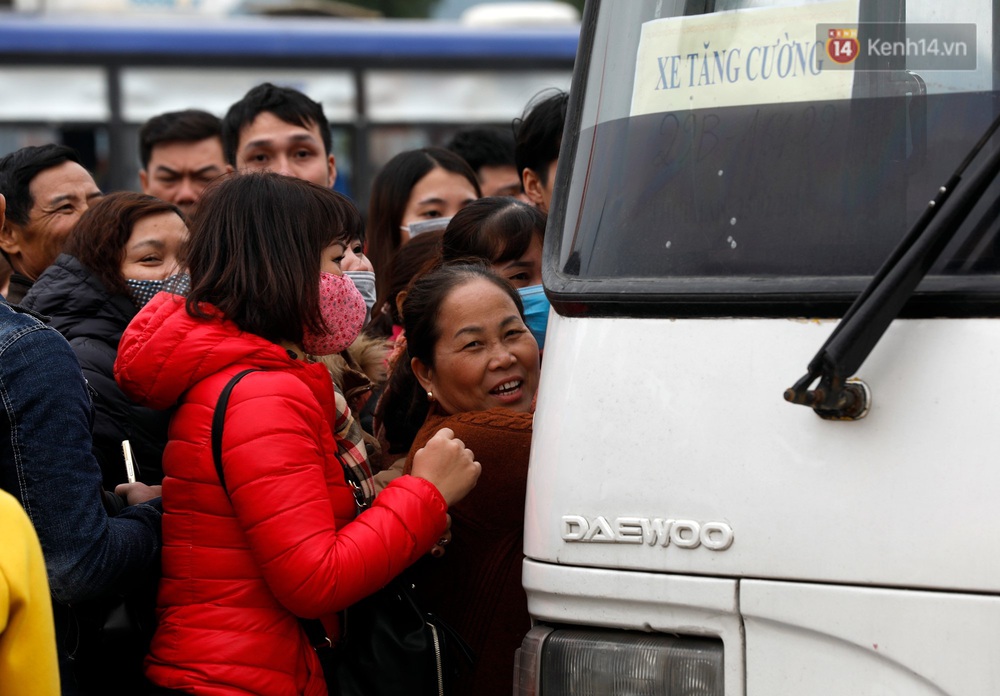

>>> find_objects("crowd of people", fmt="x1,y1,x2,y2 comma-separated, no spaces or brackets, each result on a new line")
0,80,568,696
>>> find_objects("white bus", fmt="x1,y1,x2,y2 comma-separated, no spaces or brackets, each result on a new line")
517,0,1000,694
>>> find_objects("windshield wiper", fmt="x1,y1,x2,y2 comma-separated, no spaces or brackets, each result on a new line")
784,110,1000,419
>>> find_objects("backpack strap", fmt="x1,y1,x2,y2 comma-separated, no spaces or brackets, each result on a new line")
209,367,332,648
211,369,259,495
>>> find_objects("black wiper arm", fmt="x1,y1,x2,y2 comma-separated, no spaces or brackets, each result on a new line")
785,111,1000,418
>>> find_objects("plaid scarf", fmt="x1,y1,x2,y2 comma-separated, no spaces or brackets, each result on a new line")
331,382,376,509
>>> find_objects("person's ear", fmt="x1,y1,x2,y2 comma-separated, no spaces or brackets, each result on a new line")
0,214,20,256
411,356,435,394
138,169,150,193
395,290,409,322
522,167,546,210
0,194,5,231
327,154,337,188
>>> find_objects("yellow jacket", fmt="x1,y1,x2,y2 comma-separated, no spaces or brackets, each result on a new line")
0,489,59,695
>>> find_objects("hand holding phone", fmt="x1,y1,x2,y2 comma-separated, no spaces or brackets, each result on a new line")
114,482,161,506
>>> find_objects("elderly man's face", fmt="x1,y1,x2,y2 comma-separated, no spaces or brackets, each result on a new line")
0,161,102,281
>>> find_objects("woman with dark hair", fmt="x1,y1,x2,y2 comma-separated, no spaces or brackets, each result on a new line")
114,172,480,696
21,191,187,487
367,231,446,488
442,196,544,288
365,228,444,344
366,146,480,329
443,196,551,348
378,263,540,696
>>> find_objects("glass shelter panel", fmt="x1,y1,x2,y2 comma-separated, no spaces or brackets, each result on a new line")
121,68,355,124
366,70,572,123
0,68,108,122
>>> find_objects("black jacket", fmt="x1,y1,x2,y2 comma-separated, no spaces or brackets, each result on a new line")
6,272,33,305
21,254,169,487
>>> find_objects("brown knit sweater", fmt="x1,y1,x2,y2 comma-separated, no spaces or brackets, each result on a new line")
405,407,533,696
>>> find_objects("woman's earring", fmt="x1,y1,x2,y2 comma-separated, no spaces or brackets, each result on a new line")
427,391,434,401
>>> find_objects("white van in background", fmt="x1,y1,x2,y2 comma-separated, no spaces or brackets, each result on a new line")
516,1,1000,694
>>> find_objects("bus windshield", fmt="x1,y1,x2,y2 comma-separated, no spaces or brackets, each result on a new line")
553,0,1000,315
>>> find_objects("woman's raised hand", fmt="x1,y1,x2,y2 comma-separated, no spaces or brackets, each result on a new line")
410,427,481,506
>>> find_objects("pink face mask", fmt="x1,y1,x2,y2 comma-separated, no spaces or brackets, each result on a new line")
301,272,367,356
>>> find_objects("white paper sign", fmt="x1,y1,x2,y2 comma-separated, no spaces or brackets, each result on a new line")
631,1,860,116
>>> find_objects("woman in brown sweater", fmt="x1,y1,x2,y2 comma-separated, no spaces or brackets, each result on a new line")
379,263,540,696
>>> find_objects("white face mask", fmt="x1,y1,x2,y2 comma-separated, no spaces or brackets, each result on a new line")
343,270,377,325
400,217,452,237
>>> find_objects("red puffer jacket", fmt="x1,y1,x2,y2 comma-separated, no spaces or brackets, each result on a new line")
115,294,448,696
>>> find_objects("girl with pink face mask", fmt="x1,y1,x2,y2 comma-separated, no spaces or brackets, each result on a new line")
114,172,481,696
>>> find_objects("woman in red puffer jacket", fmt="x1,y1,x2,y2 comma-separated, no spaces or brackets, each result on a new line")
114,171,480,696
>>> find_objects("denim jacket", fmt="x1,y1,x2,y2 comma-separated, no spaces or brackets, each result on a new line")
0,299,160,604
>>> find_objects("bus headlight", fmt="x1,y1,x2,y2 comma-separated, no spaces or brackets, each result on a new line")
515,626,724,696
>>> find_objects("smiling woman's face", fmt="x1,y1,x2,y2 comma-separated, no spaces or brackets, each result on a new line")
413,277,540,415
120,211,188,281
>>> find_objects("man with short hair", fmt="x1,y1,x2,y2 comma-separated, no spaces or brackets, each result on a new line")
224,84,376,301
514,89,569,214
139,109,228,218
223,82,336,188
447,127,525,199
0,144,102,303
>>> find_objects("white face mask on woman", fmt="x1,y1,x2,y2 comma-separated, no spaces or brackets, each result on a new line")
343,270,376,325
301,271,367,356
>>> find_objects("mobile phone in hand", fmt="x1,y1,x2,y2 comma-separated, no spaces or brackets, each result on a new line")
122,440,137,484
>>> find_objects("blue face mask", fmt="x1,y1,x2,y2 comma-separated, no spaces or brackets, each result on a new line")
518,284,550,350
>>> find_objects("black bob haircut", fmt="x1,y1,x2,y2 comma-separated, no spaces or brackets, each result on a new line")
185,171,360,345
